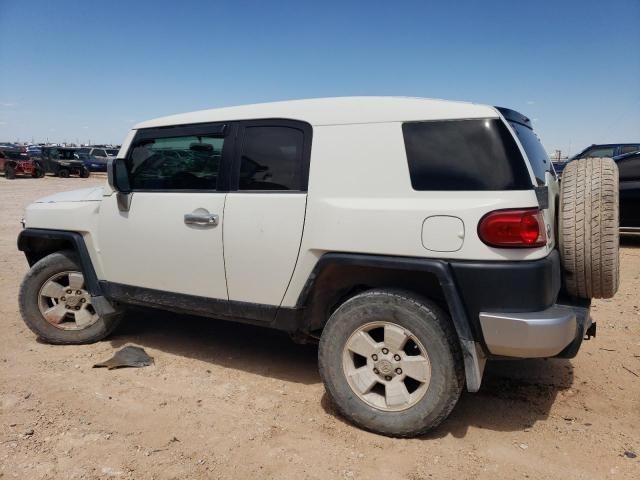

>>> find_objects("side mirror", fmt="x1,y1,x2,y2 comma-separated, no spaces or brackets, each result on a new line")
108,158,133,212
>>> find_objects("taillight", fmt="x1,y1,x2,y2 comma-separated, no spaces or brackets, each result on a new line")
478,208,547,248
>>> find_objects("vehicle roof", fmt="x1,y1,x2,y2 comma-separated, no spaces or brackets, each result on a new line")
134,96,499,130
580,143,640,150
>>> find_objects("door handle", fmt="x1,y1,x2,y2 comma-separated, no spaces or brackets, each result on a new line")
184,211,219,226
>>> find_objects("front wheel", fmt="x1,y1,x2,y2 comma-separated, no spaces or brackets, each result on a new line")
5,164,16,179
19,250,123,344
80,167,90,178
318,289,464,437
58,168,70,178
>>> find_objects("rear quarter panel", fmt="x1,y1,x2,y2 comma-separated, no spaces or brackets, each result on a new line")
282,121,549,307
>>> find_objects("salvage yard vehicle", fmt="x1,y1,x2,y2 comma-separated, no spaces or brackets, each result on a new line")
614,150,640,231
40,147,90,178
16,97,620,437
0,149,45,179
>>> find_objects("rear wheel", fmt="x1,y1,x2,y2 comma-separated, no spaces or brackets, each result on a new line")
58,168,70,178
5,164,16,179
559,157,619,299
32,166,45,178
80,167,90,178
19,250,123,344
318,289,464,437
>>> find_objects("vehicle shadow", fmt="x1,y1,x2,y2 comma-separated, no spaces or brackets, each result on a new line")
321,358,574,437
111,308,573,435
109,307,320,385
621,235,640,248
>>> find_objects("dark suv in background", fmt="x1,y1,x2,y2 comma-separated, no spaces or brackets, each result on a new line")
572,143,639,160
615,150,640,231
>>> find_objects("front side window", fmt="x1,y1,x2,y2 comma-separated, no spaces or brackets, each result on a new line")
402,119,533,191
93,149,107,157
239,126,304,191
127,134,224,190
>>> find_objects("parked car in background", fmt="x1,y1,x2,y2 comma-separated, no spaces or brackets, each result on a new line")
0,149,45,179
572,143,640,161
77,147,118,161
614,150,640,231
554,143,639,179
40,147,90,178
78,152,108,172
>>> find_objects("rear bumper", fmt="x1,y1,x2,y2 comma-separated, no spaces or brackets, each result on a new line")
479,302,591,358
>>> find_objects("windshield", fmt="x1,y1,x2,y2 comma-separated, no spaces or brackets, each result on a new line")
508,122,550,186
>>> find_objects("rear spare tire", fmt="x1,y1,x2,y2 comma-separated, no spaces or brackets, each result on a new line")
559,157,619,299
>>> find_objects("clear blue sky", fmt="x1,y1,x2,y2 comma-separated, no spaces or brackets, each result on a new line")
0,0,638,156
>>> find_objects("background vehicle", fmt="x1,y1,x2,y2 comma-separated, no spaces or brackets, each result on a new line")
0,149,44,179
16,97,619,437
40,147,90,178
614,150,640,230
571,143,639,160
78,152,108,172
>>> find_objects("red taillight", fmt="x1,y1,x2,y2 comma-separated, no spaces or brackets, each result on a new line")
478,208,547,248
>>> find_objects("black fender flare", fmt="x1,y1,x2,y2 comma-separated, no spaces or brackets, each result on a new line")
17,228,116,316
295,253,486,392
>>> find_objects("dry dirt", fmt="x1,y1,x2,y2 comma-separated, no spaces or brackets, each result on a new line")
0,175,638,480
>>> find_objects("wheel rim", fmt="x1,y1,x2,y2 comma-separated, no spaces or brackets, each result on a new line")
37,271,99,330
342,321,431,412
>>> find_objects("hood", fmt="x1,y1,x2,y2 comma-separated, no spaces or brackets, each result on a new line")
35,186,104,203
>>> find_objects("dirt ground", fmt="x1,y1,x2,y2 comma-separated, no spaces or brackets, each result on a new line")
0,175,638,480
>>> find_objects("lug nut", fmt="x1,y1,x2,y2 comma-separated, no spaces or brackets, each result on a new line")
394,354,401,361
385,375,392,381
395,368,402,375
75,306,80,311
65,305,71,309
373,368,379,374
371,354,378,361
381,348,389,355
61,296,66,301
76,290,82,295
80,298,86,303
66,289,72,294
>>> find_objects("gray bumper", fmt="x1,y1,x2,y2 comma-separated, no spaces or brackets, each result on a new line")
479,304,591,358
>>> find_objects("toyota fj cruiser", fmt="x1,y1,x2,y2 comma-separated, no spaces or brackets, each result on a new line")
17,97,620,437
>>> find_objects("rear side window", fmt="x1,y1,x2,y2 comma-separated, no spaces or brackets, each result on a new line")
620,145,640,155
508,121,550,185
402,119,532,190
239,126,304,191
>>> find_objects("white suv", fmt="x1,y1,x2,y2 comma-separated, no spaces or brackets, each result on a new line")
17,97,619,437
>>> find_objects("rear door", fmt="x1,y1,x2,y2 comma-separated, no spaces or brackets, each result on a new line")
223,120,311,311
618,153,640,228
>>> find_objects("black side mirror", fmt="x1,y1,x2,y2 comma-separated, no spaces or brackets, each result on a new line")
108,158,133,212
108,158,131,193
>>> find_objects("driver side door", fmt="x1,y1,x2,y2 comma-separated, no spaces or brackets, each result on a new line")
97,122,234,300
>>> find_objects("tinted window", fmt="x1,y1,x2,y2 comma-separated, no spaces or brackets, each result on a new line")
620,145,640,155
93,149,107,157
239,126,304,191
618,153,640,181
586,147,615,158
402,119,532,191
509,122,550,185
127,135,224,190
